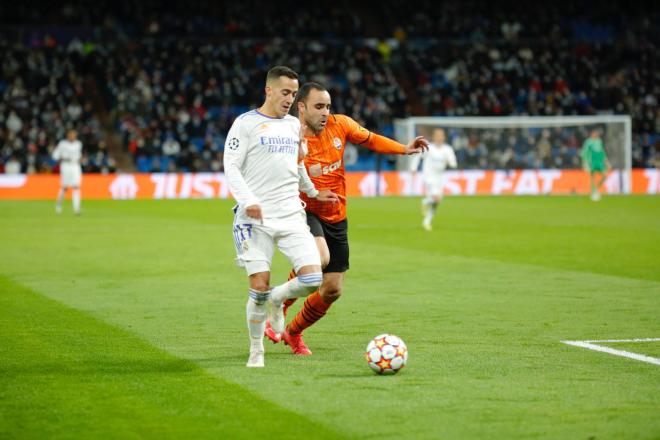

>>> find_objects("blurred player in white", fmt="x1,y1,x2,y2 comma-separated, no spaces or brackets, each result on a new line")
52,129,83,215
224,66,338,368
419,128,457,231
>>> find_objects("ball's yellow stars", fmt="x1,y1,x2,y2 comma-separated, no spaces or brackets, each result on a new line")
396,346,406,357
377,358,391,370
375,338,387,349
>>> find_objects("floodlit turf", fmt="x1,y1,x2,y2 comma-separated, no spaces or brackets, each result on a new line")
1,195,659,439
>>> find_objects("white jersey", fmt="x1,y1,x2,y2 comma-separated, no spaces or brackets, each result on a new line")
53,139,83,186
422,142,457,180
224,109,317,219
53,140,83,164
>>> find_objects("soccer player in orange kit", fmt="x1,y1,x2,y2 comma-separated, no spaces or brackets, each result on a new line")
266,82,428,354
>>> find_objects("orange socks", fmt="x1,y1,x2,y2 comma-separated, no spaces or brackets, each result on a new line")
287,291,331,335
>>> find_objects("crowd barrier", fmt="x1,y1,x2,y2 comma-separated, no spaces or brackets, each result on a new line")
0,170,658,200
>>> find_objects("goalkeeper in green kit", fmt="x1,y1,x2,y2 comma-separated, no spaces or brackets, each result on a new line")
580,129,611,201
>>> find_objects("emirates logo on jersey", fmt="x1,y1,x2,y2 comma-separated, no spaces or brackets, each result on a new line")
333,137,342,150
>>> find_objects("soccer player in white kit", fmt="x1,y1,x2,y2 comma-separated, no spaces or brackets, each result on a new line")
420,128,457,231
224,66,339,367
52,129,83,215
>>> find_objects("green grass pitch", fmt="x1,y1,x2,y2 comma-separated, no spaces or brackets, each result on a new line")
1,195,659,439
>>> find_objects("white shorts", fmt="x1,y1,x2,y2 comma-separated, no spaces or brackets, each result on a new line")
424,177,444,198
60,164,82,187
232,207,321,276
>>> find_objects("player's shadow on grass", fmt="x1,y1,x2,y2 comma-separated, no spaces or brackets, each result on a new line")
193,349,323,367
315,373,377,379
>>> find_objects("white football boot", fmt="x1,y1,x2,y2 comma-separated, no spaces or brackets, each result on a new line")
246,349,265,368
422,219,432,231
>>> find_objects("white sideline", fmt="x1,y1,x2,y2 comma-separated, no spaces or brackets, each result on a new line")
561,338,660,366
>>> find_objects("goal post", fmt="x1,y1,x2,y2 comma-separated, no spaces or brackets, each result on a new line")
394,115,632,194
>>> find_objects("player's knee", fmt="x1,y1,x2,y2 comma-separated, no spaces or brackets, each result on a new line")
249,272,270,293
250,280,270,292
298,272,323,293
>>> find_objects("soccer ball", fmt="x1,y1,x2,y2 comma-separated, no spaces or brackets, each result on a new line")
365,334,408,375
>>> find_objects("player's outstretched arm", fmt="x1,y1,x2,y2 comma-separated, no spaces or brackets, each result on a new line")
343,115,428,155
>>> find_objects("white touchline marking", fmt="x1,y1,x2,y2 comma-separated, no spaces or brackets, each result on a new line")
561,339,660,366
580,338,660,343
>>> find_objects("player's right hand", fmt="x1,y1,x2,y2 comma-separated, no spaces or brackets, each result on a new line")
315,190,340,203
245,204,263,222
404,136,429,154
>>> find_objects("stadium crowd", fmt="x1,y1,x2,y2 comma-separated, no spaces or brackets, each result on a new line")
0,39,115,174
1,1,657,173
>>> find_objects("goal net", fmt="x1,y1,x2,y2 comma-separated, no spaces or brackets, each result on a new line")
394,116,632,194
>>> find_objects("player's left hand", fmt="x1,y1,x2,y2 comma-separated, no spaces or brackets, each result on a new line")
316,189,340,203
403,136,429,154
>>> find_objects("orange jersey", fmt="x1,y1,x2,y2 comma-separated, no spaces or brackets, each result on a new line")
300,114,406,223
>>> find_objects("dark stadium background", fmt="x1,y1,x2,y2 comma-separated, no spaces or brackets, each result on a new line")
1,0,657,175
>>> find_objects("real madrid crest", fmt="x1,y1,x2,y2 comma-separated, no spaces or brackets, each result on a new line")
333,137,342,150
242,240,249,251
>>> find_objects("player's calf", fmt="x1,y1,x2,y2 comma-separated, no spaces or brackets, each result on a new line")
246,288,270,367
319,284,342,303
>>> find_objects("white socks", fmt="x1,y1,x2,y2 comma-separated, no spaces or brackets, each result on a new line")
55,188,81,214
423,198,438,224
72,189,81,214
56,188,66,213
270,272,323,305
246,289,270,352
246,276,321,362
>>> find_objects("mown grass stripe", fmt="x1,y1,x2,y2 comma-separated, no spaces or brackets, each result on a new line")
0,276,350,440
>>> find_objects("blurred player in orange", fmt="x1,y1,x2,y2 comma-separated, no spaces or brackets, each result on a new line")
266,82,428,354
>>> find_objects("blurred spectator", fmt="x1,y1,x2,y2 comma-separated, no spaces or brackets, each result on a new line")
0,0,657,172
4,155,21,174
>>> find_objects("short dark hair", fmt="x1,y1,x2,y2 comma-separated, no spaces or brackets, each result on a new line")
291,82,327,116
295,82,327,104
266,66,299,84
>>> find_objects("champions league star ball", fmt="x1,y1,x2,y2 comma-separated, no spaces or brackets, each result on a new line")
365,334,408,375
